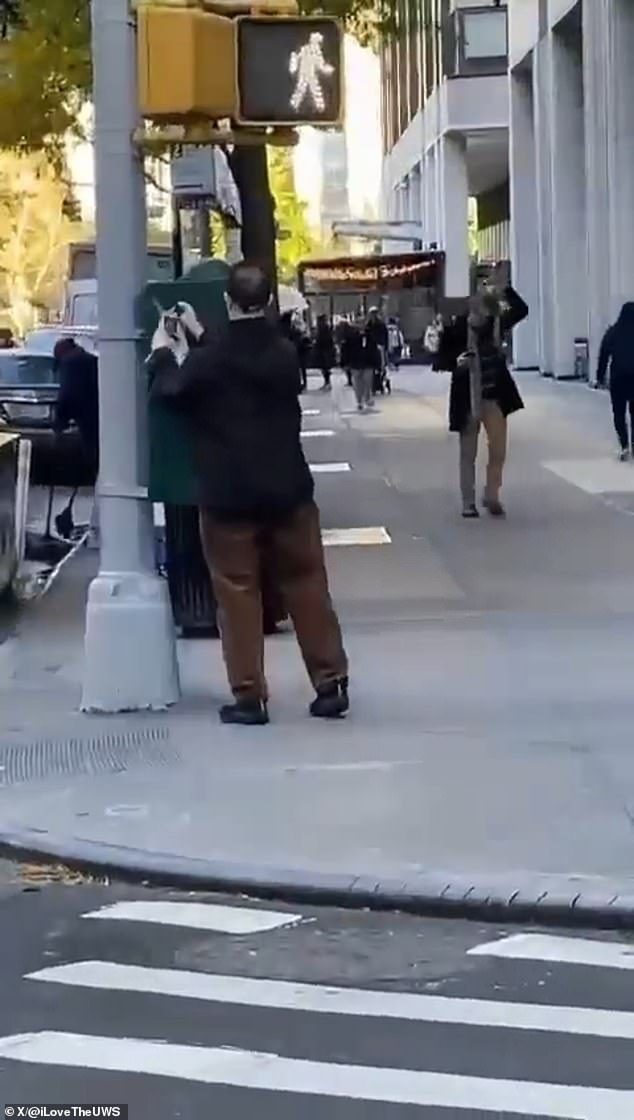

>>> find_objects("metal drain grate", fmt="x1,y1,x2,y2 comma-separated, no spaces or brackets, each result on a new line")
0,726,179,787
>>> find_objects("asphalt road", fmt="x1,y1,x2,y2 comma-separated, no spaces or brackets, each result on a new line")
0,866,633,1118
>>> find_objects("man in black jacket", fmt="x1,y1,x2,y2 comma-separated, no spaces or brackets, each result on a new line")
433,286,528,519
150,261,349,726
596,302,634,459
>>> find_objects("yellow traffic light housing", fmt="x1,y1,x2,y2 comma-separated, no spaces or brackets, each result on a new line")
137,4,237,120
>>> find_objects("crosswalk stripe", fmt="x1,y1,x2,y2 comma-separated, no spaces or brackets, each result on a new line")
81,901,302,935
309,462,351,473
0,1032,631,1117
469,933,634,971
301,429,335,438
26,961,634,1040
322,527,391,546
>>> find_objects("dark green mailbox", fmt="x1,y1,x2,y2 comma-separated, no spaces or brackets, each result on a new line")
137,258,230,506
136,258,230,635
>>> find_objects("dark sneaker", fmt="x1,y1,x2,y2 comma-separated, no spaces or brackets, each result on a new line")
310,678,350,720
462,504,480,519
484,498,506,518
220,699,269,726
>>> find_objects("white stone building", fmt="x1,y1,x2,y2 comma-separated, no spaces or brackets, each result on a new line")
380,0,510,297
509,0,634,377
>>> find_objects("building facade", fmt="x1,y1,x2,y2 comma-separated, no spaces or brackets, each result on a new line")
380,0,510,297
509,0,634,376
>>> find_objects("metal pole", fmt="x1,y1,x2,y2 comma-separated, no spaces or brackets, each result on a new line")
82,0,180,712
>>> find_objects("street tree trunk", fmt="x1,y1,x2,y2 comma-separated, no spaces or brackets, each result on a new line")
227,144,277,286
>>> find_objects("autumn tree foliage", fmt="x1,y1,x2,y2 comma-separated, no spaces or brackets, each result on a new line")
0,0,382,281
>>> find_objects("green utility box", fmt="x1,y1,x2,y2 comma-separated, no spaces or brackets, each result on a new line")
136,258,230,635
137,258,230,505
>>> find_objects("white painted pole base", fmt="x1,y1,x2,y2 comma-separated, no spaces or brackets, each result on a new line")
81,570,180,713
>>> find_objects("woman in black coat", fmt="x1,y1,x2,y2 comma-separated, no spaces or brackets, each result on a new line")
314,315,336,391
596,302,634,460
433,286,528,518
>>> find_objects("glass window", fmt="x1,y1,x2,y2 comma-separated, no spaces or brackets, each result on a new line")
71,294,99,326
462,9,507,59
0,353,57,386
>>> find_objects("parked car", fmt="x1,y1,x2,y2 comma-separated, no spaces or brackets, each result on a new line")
24,325,98,354
0,340,95,485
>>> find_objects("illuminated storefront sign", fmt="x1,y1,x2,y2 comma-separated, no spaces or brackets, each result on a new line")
298,253,443,294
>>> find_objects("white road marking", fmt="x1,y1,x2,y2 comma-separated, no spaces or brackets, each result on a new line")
0,1033,630,1117
80,901,302,935
26,961,634,1040
543,457,634,493
302,409,321,417
322,527,391,546
301,429,335,438
469,933,634,971
310,462,351,474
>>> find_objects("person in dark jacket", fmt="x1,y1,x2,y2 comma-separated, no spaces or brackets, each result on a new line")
53,338,99,475
433,285,528,518
365,307,388,392
339,319,356,386
53,338,99,541
314,314,336,390
343,319,375,412
150,261,349,727
596,302,634,460
280,310,309,391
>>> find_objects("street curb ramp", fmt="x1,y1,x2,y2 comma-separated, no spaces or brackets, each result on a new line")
1,826,634,929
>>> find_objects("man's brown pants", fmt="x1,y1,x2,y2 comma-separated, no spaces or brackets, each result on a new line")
199,502,348,702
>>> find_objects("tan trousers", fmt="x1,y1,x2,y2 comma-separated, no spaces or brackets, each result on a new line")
199,501,348,702
459,400,507,507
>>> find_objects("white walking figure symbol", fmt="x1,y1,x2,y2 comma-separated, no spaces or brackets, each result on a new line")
289,31,335,114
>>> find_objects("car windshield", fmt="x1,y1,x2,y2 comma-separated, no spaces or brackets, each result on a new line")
0,352,57,386
23,329,58,351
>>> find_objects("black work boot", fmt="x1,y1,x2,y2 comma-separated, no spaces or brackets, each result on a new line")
310,678,350,720
219,699,269,726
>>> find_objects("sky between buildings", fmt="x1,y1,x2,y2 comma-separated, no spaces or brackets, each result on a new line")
292,35,382,233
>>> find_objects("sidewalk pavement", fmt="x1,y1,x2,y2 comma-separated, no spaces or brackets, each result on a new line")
1,369,634,927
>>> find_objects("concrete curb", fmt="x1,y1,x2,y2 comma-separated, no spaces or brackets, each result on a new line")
1,825,634,929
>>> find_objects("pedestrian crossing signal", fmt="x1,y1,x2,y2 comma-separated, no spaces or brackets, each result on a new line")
235,17,343,127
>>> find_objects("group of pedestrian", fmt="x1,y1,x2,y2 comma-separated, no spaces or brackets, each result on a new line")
52,256,634,724
282,307,401,406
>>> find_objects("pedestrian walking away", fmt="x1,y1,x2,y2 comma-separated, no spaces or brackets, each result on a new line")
431,285,528,518
314,314,336,391
150,261,349,727
338,318,355,387
279,310,309,392
366,307,390,394
596,301,634,460
386,316,404,370
53,337,100,545
343,319,374,412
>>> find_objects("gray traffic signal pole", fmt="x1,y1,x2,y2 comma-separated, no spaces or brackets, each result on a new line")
81,0,180,711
